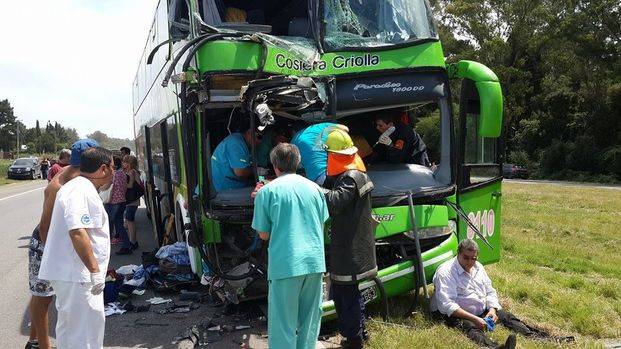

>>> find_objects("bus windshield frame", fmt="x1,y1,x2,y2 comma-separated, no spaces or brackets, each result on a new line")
320,0,438,52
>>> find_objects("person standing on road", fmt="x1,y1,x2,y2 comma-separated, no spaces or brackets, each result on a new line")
122,155,143,251
106,156,132,254
252,143,329,349
321,128,377,349
26,139,98,349
40,158,49,181
47,149,71,181
38,146,113,349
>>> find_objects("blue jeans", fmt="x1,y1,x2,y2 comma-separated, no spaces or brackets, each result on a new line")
104,203,130,248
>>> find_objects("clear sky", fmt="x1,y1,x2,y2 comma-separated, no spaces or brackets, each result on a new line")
0,0,158,139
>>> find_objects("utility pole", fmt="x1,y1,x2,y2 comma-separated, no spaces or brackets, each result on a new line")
16,120,20,159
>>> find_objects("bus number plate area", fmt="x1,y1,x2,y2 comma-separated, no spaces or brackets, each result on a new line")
361,286,378,304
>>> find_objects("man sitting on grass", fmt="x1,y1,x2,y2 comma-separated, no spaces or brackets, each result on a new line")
431,239,563,349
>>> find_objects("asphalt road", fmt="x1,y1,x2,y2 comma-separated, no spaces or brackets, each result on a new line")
0,180,47,348
0,180,259,349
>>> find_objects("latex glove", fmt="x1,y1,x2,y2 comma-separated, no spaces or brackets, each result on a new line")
378,126,396,146
378,134,393,146
90,272,106,295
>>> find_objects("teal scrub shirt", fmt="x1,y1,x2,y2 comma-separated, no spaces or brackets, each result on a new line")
291,123,335,182
251,173,328,281
210,133,251,192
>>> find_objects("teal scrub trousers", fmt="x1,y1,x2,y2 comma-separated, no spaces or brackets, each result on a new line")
268,272,323,349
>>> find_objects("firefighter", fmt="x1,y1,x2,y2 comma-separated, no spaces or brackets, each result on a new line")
374,113,430,166
322,128,377,349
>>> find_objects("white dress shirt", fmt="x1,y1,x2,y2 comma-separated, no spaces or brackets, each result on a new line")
430,257,501,316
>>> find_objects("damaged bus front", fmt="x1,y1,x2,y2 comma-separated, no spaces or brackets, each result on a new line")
133,0,504,317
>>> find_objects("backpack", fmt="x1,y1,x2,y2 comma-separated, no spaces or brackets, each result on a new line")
125,170,145,203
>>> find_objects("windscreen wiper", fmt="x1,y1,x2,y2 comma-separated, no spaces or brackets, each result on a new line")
444,200,493,249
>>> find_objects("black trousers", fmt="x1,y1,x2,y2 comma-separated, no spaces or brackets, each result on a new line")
440,310,550,348
331,283,367,342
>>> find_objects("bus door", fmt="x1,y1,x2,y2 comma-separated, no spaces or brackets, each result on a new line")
456,79,503,264
159,116,178,242
144,125,164,245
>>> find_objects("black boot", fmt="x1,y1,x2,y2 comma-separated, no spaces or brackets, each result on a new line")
501,334,517,349
341,337,363,349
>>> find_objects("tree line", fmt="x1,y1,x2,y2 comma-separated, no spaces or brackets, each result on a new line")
0,99,79,154
0,99,132,156
432,0,620,181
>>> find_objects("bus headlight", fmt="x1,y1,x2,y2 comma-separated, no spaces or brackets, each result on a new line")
405,220,456,239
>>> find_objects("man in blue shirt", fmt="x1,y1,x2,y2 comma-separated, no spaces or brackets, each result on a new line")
252,143,329,349
210,126,261,192
291,122,341,185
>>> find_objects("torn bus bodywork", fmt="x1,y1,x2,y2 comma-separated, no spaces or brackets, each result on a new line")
136,0,504,318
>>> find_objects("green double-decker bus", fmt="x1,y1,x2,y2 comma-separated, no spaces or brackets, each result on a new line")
133,0,504,316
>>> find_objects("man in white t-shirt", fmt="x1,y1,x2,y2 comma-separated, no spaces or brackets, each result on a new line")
38,146,114,349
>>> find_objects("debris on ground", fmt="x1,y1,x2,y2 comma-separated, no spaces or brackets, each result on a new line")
156,302,200,314
104,303,126,317
146,297,173,305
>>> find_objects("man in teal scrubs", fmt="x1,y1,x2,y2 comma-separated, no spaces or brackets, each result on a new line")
211,125,261,192
291,122,337,185
252,143,329,349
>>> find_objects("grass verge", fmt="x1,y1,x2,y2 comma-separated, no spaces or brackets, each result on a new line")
0,159,18,186
366,182,620,348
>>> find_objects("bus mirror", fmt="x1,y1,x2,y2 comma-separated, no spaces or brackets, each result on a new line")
475,81,503,137
449,60,503,137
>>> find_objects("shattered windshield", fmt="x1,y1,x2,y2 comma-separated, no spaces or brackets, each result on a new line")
323,0,437,50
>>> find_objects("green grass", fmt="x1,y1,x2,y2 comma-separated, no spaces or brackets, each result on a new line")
366,182,620,348
0,159,18,186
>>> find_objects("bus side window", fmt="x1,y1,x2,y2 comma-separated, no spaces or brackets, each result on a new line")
169,0,190,39
460,80,501,187
150,124,164,179
167,115,180,184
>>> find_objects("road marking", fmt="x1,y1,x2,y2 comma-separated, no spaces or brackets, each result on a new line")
0,186,45,202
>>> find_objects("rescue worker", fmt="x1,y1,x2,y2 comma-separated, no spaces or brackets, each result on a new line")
210,121,262,192
38,147,114,349
26,139,99,349
374,113,430,166
322,128,377,349
252,143,329,349
291,122,345,185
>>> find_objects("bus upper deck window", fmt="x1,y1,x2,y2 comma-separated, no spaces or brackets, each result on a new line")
169,0,190,39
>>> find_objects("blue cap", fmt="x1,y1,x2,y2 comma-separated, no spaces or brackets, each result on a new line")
70,139,99,166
